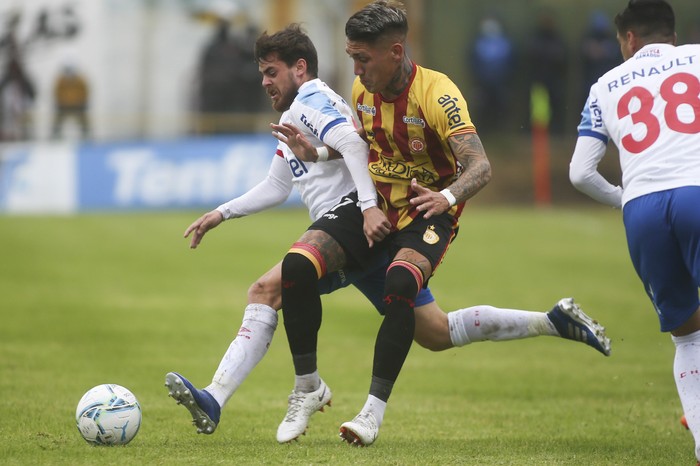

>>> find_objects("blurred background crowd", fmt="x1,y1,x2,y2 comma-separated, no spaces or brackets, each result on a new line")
0,0,698,205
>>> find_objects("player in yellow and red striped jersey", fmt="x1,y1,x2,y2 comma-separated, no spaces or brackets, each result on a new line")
352,64,475,230
277,0,493,447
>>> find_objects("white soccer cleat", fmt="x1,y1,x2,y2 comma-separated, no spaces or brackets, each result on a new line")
339,411,379,447
276,379,332,443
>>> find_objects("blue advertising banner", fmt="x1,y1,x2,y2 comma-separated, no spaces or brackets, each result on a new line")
0,135,302,214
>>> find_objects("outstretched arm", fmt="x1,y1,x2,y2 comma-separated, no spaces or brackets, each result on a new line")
184,210,223,249
184,155,293,249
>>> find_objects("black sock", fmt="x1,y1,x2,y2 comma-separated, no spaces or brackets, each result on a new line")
291,352,317,378
281,252,322,375
370,265,418,401
369,375,394,402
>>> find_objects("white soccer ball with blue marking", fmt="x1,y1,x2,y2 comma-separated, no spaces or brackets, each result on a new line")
76,384,142,445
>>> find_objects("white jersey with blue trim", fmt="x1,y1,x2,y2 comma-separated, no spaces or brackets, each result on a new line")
277,78,365,220
216,78,375,222
576,43,700,206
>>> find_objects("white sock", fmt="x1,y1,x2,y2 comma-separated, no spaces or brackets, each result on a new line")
204,304,278,407
361,394,387,427
448,305,557,347
672,330,700,461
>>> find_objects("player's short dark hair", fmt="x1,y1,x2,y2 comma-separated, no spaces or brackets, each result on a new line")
614,0,675,42
254,23,318,77
345,0,408,44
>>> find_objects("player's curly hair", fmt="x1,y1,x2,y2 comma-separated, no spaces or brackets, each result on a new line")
254,23,318,77
345,0,408,44
614,0,674,42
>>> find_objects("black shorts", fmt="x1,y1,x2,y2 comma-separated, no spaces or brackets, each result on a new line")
309,191,458,277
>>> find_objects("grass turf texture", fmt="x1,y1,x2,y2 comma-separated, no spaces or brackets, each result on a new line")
0,207,693,465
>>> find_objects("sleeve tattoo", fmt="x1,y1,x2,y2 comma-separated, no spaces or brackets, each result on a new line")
447,132,492,203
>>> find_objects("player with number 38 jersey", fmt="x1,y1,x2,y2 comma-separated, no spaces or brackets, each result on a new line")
573,42,700,208
570,1,700,462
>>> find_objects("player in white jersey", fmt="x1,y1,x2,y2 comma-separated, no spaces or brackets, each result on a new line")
271,78,377,221
164,24,610,444
216,80,366,224
569,1,700,462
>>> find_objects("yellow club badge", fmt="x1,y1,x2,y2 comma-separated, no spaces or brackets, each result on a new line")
423,225,439,245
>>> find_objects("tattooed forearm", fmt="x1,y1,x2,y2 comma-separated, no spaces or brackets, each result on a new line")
447,132,492,203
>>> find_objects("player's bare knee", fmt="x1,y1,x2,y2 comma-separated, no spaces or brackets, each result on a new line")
414,331,452,351
414,304,452,351
672,305,700,337
247,277,281,310
413,332,439,351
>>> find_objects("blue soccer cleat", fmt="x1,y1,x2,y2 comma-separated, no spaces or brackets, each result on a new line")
547,298,611,356
165,372,221,434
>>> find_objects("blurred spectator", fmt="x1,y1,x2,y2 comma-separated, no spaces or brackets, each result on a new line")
0,56,35,141
199,18,239,114
0,10,20,51
26,8,59,43
467,15,515,134
24,5,81,48
526,10,568,135
579,10,621,107
197,16,263,134
0,14,35,141
52,64,90,139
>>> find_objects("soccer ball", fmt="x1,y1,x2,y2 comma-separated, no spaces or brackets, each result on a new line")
75,384,142,446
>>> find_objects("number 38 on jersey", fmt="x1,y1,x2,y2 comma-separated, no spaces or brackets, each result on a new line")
617,72,700,153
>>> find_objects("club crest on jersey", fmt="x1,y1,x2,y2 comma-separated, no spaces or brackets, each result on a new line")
423,225,439,245
409,137,426,153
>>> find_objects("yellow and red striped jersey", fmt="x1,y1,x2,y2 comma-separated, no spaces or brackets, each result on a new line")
352,63,475,230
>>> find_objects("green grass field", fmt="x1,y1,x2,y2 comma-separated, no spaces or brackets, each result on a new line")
0,207,693,465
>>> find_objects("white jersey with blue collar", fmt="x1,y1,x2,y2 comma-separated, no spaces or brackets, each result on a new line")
575,43,700,206
217,78,375,222
276,78,364,221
